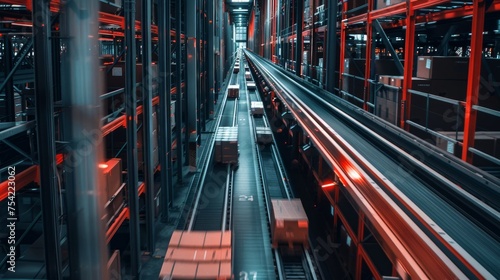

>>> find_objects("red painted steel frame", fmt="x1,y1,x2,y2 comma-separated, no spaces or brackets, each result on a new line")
106,207,130,243
0,165,38,200
401,2,415,129
462,0,486,163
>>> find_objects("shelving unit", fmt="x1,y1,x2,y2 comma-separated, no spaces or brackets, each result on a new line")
0,0,221,278
248,1,500,278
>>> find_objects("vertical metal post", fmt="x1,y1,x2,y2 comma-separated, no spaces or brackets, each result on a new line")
186,0,198,141
158,0,172,221
207,0,215,118
166,1,173,205
141,0,155,252
176,0,184,183
401,1,416,129
339,0,347,87
33,1,62,279
3,35,15,122
265,0,271,59
124,0,141,277
326,0,338,93
462,0,486,163
363,1,373,111
60,0,108,278
294,0,303,76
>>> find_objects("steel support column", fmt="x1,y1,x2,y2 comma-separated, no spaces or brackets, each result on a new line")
294,0,303,77
185,0,199,159
462,0,486,163
141,0,155,252
265,0,271,59
176,0,184,183
207,0,215,118
33,0,61,278
124,0,141,277
339,0,347,87
401,2,416,129
60,0,108,278
363,1,374,111
326,0,338,93
158,0,172,220
3,36,15,122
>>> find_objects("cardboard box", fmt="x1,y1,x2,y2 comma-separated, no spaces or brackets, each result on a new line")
378,75,391,85
271,199,309,249
245,71,252,81
214,126,238,164
227,84,239,99
250,101,264,116
100,158,123,200
246,81,256,90
377,0,404,9
435,131,497,167
255,126,273,145
416,56,469,80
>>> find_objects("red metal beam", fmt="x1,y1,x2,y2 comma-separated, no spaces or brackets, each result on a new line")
347,14,367,26
336,207,359,246
0,165,38,201
401,2,416,129
102,115,126,137
462,0,486,164
106,207,130,243
137,182,146,197
370,2,406,21
359,245,383,280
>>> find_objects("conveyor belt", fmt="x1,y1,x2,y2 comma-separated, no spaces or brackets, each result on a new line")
260,147,286,199
247,52,500,278
220,99,236,127
191,164,228,231
232,66,276,279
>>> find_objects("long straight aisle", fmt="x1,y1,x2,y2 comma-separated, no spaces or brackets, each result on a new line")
231,58,276,279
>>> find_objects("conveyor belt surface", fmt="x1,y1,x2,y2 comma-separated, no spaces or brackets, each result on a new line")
220,100,236,127
261,147,286,199
232,70,276,279
248,53,500,277
191,164,228,231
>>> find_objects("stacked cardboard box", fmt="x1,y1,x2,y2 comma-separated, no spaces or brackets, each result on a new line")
255,126,273,145
99,158,124,224
160,231,232,280
138,110,160,170
227,84,239,99
376,0,404,9
245,70,252,81
214,126,238,164
343,59,404,102
246,80,256,90
250,101,264,116
435,131,500,167
271,199,309,249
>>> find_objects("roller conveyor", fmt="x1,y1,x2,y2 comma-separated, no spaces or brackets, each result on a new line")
231,64,276,279
246,51,500,278
191,164,228,231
